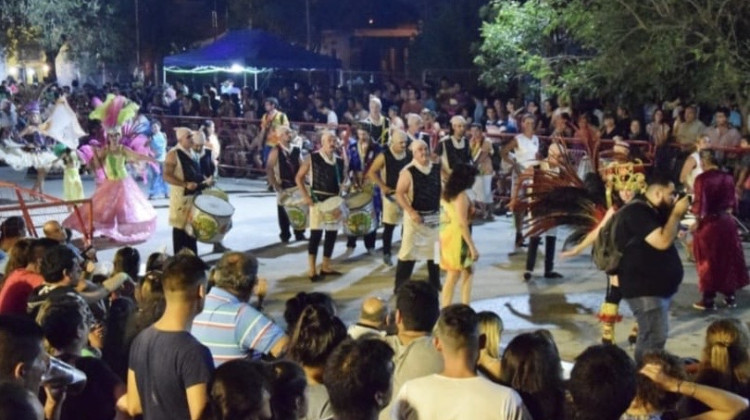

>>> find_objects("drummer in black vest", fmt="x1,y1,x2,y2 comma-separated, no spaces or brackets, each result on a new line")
433,115,471,180
296,131,348,282
163,127,212,254
367,129,412,266
394,138,442,292
192,129,228,254
345,123,382,255
267,125,306,243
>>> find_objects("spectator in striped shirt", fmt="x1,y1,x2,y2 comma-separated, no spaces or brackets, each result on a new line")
192,252,288,365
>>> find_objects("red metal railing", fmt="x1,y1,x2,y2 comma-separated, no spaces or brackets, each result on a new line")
0,182,94,245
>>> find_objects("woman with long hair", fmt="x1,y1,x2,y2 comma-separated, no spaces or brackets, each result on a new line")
499,330,565,420
626,350,748,420
439,163,479,307
476,311,504,382
287,304,347,420
682,317,750,417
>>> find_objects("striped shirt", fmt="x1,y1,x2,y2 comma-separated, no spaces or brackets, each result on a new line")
191,287,285,366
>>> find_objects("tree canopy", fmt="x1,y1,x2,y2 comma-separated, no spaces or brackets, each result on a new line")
1,0,129,76
476,0,750,109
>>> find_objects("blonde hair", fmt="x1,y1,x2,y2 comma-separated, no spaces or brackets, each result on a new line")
478,311,504,359
702,318,750,388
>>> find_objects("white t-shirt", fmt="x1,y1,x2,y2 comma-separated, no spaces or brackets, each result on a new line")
393,374,531,420
513,134,539,169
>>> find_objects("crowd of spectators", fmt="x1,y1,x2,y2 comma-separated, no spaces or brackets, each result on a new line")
0,213,749,420
4,75,750,194
3,76,750,419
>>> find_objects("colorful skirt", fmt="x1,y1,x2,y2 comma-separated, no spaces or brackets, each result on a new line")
63,176,157,244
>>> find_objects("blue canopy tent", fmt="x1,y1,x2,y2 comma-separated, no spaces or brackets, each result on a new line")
163,29,341,88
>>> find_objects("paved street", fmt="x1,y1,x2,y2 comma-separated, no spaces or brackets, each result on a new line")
2,167,749,362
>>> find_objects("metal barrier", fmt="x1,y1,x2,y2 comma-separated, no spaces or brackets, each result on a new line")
0,182,94,245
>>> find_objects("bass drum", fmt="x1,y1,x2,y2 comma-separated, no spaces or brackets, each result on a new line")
345,192,376,236
279,187,309,230
186,194,235,243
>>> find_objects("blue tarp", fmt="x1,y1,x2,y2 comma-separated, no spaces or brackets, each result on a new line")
163,29,341,70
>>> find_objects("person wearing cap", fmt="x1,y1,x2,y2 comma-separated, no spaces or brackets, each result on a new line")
434,115,471,181
405,113,431,148
267,125,307,244
163,127,205,254
257,97,289,168
394,139,442,293
363,96,390,146
296,131,348,281
367,129,413,266
345,123,382,255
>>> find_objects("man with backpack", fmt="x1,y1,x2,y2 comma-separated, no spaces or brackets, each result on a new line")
614,173,690,363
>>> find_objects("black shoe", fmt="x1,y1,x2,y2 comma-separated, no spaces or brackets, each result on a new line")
523,271,532,281
280,236,291,244
309,274,322,282
544,271,563,279
295,234,307,241
383,254,393,266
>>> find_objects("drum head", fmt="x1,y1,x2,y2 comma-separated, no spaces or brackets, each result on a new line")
319,196,344,212
346,192,372,210
202,188,229,202
195,195,235,217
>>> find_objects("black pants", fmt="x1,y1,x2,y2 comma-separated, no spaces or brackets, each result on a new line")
382,223,396,256
346,230,377,250
309,230,337,258
394,259,440,293
525,235,557,273
605,278,622,304
173,228,197,255
278,205,305,240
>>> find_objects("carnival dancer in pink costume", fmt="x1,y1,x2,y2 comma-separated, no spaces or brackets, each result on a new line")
63,95,157,244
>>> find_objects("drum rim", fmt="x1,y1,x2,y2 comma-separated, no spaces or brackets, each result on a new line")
194,195,235,216
346,192,373,210
318,196,344,211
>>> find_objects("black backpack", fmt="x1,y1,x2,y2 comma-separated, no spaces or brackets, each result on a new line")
592,200,646,274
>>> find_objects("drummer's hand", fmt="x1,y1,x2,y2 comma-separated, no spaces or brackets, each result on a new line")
203,176,214,187
409,210,422,224
304,196,314,206
382,186,394,195
185,182,198,191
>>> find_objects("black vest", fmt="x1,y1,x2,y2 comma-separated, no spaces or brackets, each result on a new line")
409,163,440,212
277,145,301,189
198,149,215,178
442,137,470,170
311,152,344,199
175,149,203,196
384,148,412,190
